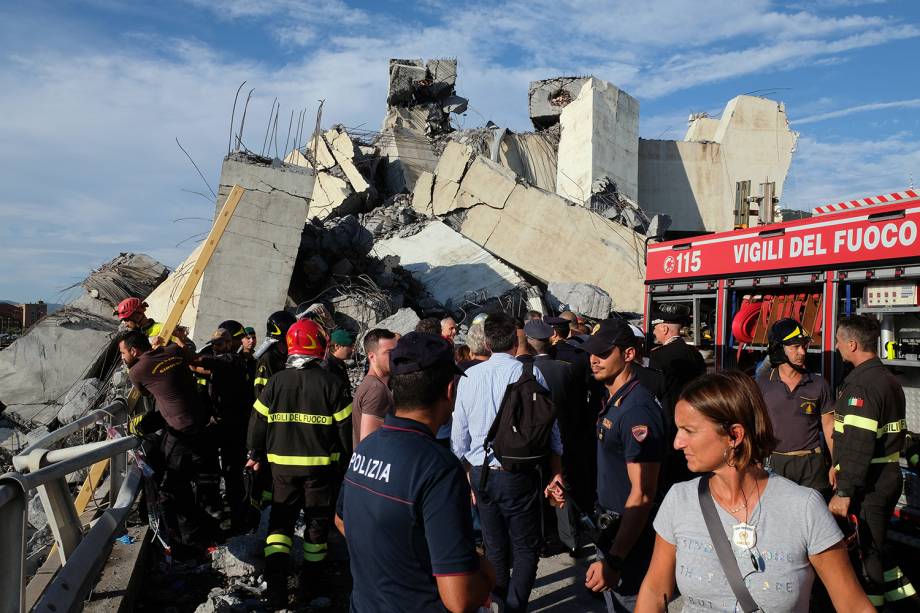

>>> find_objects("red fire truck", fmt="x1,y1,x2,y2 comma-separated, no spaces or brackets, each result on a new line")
645,189,920,544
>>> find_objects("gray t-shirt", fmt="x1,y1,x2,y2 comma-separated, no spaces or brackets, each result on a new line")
653,474,842,612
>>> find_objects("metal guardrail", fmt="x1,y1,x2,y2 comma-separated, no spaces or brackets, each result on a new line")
0,398,143,613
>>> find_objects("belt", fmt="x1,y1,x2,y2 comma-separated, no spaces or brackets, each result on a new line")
773,446,822,457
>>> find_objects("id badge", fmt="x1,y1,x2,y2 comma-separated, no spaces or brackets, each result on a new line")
732,522,756,548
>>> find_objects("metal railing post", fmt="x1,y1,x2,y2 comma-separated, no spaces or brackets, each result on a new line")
36,477,83,564
0,476,29,613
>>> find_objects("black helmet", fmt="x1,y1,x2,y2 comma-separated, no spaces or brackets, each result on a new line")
218,320,246,338
768,318,811,372
266,310,296,339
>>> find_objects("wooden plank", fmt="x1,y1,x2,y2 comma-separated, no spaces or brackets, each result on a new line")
158,184,246,340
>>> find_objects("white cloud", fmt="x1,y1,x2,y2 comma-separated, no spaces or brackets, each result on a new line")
793,99,920,125
783,133,920,211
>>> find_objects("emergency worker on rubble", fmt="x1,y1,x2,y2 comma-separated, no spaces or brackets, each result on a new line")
829,315,919,609
115,297,163,339
119,329,219,553
247,310,297,514
757,318,834,494
191,326,255,532
325,328,356,394
246,318,353,609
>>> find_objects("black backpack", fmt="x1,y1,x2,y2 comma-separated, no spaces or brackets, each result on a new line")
480,361,558,487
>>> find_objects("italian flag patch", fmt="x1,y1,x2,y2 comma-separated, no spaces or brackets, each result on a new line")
848,397,864,408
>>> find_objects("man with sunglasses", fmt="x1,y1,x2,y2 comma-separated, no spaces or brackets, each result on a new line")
757,318,834,496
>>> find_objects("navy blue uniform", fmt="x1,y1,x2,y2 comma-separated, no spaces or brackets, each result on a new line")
339,414,480,612
595,376,666,596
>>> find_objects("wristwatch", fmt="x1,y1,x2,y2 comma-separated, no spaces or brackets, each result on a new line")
605,554,625,571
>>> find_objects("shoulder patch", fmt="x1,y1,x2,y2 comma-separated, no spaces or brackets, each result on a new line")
631,424,649,442
847,397,864,408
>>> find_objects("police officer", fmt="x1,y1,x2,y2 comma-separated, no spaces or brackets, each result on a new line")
336,332,495,612
572,318,667,609
829,314,918,610
649,303,705,486
757,318,834,494
246,318,353,609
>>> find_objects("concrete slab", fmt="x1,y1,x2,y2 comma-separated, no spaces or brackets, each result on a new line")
431,178,461,216
499,132,557,192
459,183,646,313
411,171,435,216
374,307,420,336
545,282,612,319
144,242,204,338
192,154,314,347
434,141,474,184
557,77,640,204
324,128,370,192
378,126,439,194
426,58,457,97
373,221,523,309
311,172,356,220
458,156,518,210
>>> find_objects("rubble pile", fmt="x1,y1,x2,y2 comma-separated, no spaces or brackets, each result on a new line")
0,253,167,451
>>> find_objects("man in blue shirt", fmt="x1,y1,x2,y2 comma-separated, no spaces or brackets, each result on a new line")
336,332,494,612
573,318,666,612
452,313,564,613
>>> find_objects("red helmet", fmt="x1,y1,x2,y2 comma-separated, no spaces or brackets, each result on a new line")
115,298,147,320
286,319,326,358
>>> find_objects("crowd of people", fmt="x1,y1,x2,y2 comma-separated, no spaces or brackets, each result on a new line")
112,295,918,612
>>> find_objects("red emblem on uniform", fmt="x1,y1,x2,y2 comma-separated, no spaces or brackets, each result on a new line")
632,425,648,442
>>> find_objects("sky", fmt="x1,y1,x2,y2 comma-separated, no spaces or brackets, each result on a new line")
1,0,918,303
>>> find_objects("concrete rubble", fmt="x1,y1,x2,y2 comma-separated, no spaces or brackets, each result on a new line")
0,253,166,439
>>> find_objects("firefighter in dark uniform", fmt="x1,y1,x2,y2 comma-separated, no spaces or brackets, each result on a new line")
254,310,297,396
758,318,835,495
649,303,706,486
829,314,918,610
246,318,353,609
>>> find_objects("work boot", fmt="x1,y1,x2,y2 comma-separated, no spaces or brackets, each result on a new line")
264,556,290,611
297,562,328,606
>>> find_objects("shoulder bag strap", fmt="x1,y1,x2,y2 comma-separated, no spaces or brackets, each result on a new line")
697,475,761,613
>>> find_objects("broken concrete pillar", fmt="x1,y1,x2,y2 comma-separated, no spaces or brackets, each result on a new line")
556,78,639,205
378,126,438,194
528,77,590,130
191,153,314,347
457,181,646,313
373,221,523,310
638,95,797,233
388,59,427,106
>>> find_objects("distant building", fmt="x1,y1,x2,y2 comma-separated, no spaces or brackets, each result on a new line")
0,302,21,331
21,301,47,329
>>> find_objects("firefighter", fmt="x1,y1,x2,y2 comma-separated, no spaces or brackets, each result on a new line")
246,310,297,518
758,318,834,495
829,314,918,610
246,318,353,609
114,297,163,338
254,310,297,396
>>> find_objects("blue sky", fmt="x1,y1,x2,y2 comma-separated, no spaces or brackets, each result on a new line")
1,0,918,303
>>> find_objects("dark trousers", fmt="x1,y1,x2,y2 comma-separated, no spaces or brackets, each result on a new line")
158,428,220,546
769,449,829,497
216,419,248,530
850,466,918,610
265,469,338,582
471,467,541,613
